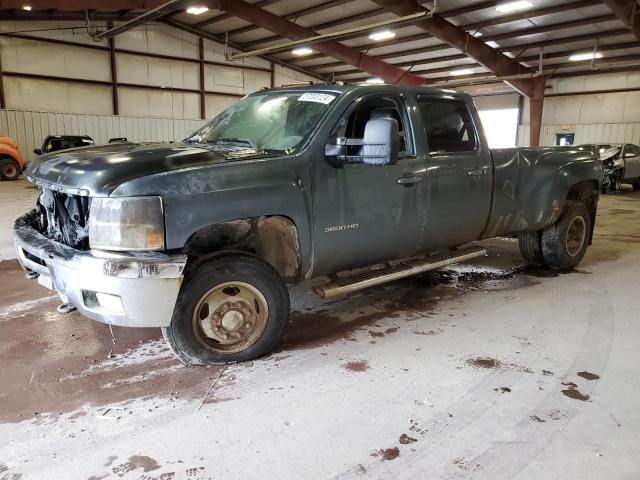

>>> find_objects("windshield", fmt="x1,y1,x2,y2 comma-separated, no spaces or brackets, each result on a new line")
186,91,339,154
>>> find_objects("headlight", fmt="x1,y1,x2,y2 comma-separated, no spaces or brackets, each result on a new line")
88,196,165,251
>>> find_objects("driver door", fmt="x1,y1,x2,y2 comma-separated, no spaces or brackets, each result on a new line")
623,144,640,179
309,93,428,276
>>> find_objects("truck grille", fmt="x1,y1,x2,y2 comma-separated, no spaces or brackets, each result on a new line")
37,188,91,250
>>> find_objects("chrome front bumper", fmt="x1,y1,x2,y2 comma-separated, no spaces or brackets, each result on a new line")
13,212,187,328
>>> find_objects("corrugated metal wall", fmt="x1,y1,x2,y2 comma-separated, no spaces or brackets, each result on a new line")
0,109,207,160
517,123,640,147
514,71,640,147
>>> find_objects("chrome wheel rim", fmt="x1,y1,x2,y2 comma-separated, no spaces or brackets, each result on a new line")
192,281,269,354
565,216,586,257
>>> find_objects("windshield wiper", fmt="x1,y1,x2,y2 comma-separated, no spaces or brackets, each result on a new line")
208,138,257,148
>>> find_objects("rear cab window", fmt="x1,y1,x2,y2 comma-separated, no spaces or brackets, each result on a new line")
416,95,478,155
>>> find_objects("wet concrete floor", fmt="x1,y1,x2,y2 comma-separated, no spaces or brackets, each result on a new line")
1,181,640,479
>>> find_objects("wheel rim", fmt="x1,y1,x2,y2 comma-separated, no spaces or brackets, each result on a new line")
192,281,269,354
565,216,587,257
3,163,17,178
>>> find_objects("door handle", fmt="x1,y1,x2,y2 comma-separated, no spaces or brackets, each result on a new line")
397,174,425,186
468,166,489,177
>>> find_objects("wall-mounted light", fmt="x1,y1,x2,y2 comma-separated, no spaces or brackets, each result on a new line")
22,5,32,10
368,30,396,41
292,47,313,56
569,52,603,61
496,1,532,13
186,6,209,15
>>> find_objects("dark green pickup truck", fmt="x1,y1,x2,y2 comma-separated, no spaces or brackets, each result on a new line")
14,84,601,365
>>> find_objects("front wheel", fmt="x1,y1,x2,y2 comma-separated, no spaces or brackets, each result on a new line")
0,158,20,181
608,175,620,193
541,203,591,271
633,180,640,191
163,253,290,365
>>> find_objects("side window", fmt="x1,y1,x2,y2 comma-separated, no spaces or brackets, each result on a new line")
417,96,478,154
626,145,640,156
48,140,62,152
334,94,413,157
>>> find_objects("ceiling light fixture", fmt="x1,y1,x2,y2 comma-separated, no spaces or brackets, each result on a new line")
368,30,396,41
366,78,385,84
472,31,483,38
496,1,533,13
569,52,603,61
186,6,209,15
22,5,32,10
292,47,313,56
450,69,474,76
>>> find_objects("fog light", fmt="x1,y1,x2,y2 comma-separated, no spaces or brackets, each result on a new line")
96,292,125,314
84,290,125,315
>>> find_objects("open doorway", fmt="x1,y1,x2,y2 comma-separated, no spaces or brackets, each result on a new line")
477,108,519,148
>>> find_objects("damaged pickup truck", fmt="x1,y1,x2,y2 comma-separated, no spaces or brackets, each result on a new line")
14,84,601,365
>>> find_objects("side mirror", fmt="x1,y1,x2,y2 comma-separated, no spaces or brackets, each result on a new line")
361,118,399,165
33,148,42,155
324,118,399,166
324,138,346,158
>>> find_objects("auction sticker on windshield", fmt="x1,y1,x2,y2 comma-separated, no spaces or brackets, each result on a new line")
298,93,336,104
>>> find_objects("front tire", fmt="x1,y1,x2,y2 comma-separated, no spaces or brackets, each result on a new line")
0,158,20,181
633,180,640,191
541,203,591,271
163,253,290,365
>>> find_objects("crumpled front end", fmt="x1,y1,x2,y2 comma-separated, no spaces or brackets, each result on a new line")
13,209,187,328
35,187,91,250
600,148,624,191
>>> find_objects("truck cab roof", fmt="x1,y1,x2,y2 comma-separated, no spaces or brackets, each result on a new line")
263,82,469,100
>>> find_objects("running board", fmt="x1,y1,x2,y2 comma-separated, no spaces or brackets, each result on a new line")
315,245,487,299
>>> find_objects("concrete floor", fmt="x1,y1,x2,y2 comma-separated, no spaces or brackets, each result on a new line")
1,179,639,480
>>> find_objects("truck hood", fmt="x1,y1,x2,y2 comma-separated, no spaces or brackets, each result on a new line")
26,142,269,196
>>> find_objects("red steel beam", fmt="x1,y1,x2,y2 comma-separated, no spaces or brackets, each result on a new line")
163,17,326,81
243,1,502,50
204,0,430,85
603,0,640,41
369,0,539,97
335,40,640,81
359,26,630,65
192,0,282,29
0,0,167,9
529,77,545,147
227,0,355,38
